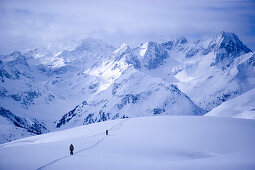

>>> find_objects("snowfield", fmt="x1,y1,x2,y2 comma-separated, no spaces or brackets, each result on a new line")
0,116,255,170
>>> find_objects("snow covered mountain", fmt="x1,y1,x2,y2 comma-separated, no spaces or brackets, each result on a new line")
0,32,254,143
0,51,56,108
169,32,254,111
132,31,254,111
56,66,205,129
55,41,207,129
0,38,116,142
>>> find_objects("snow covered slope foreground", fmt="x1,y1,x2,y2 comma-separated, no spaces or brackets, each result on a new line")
0,116,255,170
206,88,255,119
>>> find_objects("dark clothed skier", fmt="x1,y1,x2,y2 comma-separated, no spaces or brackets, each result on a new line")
106,130,108,135
70,144,74,155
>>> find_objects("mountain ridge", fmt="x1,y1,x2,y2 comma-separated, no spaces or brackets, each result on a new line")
0,32,254,143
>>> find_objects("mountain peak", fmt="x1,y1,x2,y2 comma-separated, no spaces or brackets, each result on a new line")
9,51,22,56
0,51,26,63
212,31,240,45
204,32,252,67
136,41,169,69
162,37,188,50
211,31,251,52
206,31,251,56
174,37,188,44
219,31,235,38
119,43,129,50
138,41,158,53
139,41,164,57
112,43,130,60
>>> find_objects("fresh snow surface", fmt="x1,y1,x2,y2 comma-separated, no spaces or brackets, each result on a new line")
0,116,255,170
205,88,255,119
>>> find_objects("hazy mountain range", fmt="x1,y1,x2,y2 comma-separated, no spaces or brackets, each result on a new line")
0,31,254,143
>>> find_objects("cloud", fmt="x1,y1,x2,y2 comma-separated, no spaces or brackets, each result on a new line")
0,0,254,54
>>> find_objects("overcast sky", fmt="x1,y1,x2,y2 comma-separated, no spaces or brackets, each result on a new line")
0,0,254,54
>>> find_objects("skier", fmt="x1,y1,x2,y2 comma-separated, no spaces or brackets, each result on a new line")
70,144,74,155
106,130,108,135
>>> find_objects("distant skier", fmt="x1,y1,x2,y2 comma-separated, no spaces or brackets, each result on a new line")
70,144,74,155
106,130,108,135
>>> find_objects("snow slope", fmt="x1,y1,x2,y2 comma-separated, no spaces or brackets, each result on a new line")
206,88,255,119
0,116,255,170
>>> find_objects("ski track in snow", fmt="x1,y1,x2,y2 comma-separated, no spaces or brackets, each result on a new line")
36,119,127,170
